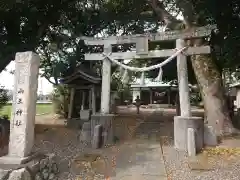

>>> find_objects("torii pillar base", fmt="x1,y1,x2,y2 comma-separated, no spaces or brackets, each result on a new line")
174,116,204,152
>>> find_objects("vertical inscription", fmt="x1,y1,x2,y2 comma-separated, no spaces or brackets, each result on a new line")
8,51,40,158
13,63,28,128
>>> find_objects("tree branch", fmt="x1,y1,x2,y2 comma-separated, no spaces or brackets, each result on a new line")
43,75,58,85
175,0,196,28
148,0,180,25
148,0,197,29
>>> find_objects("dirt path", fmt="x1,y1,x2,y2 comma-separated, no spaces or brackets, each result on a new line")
33,109,240,180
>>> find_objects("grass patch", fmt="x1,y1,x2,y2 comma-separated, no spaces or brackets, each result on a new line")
0,103,53,118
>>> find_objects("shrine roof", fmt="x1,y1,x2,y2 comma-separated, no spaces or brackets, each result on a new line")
60,65,101,85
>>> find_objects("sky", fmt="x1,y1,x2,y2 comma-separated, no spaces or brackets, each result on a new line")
0,61,53,95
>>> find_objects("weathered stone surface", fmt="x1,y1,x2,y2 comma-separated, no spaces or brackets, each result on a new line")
92,125,103,149
204,125,217,146
0,154,58,180
91,114,115,146
80,110,92,121
51,163,59,174
80,122,92,147
39,158,48,170
0,169,11,180
174,116,203,152
41,168,49,179
48,173,55,180
187,128,196,157
35,172,42,180
8,168,31,180
8,52,40,159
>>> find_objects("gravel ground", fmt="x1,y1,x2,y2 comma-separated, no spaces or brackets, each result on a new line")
162,143,240,180
137,110,240,180
32,110,240,180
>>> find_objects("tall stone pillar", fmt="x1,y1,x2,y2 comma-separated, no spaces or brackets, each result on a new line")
0,52,40,164
174,39,203,153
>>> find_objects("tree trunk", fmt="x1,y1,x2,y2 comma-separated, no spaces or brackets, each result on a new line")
149,0,235,135
191,53,235,135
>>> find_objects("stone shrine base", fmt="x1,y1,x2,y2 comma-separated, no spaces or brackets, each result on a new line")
174,116,204,152
0,153,58,180
91,113,116,147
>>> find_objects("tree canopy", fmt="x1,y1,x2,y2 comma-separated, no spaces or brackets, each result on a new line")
0,0,240,83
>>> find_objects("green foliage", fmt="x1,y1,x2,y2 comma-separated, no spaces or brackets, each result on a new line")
0,87,8,111
52,85,69,116
192,0,240,71
190,92,202,105
1,0,240,87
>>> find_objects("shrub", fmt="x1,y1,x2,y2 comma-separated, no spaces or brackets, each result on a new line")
0,87,8,110
52,85,69,117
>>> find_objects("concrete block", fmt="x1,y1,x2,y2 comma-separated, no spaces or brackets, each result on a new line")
174,116,203,152
188,128,196,157
80,110,92,121
91,114,116,146
204,125,217,146
92,125,103,149
79,122,91,147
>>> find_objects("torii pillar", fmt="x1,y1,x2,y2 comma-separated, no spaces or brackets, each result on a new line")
174,39,204,153
91,42,115,147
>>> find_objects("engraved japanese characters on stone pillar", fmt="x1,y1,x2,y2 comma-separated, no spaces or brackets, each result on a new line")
8,52,40,158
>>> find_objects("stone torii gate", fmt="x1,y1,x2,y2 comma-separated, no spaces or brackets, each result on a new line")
82,25,216,151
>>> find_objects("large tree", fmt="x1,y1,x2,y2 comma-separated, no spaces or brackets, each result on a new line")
147,0,239,135
1,0,240,135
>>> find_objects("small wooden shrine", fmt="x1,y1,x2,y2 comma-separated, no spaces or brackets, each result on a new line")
60,65,101,120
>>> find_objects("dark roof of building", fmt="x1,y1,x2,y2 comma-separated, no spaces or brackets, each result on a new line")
60,65,101,85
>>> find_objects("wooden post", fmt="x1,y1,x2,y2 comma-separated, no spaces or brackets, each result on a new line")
91,86,96,113
150,89,153,104
68,88,75,119
89,88,92,109
167,88,171,107
176,39,191,117
81,91,86,110
100,43,112,114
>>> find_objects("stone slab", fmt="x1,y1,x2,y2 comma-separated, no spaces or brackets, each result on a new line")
80,110,92,121
79,122,91,147
0,152,39,165
204,125,217,146
0,153,58,180
91,114,116,146
188,128,196,157
8,168,31,180
110,140,167,180
174,116,204,152
92,125,103,149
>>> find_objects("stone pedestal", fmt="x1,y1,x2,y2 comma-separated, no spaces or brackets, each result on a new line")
79,122,92,147
92,125,103,149
80,110,92,121
187,128,196,157
174,116,204,152
204,125,218,146
91,114,116,147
